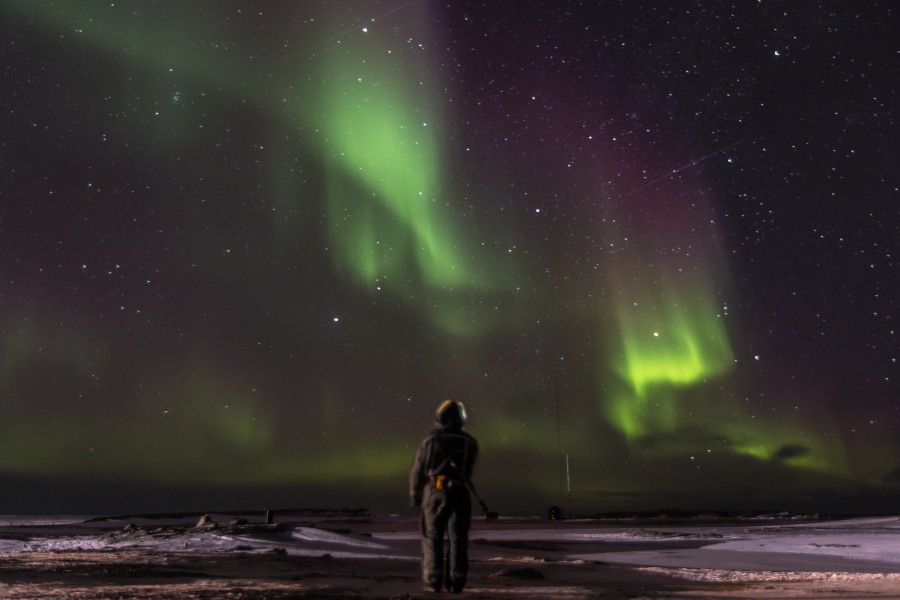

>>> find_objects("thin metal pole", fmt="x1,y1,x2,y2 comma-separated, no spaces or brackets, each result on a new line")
555,379,564,502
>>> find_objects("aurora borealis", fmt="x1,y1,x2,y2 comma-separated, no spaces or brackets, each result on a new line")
1,1,897,515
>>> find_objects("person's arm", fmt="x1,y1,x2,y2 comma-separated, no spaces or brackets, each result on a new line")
409,437,430,506
464,435,478,479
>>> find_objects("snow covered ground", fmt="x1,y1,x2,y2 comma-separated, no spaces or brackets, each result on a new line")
3,513,900,570
0,515,413,559
571,516,900,572
2,512,900,597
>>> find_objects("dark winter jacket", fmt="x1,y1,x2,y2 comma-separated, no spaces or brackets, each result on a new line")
409,426,479,507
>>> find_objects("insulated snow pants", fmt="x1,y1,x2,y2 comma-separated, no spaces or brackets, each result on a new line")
420,485,472,592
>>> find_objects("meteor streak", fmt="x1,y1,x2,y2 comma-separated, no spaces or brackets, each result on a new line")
625,139,745,196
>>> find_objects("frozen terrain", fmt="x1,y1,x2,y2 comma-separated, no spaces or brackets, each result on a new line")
2,511,900,598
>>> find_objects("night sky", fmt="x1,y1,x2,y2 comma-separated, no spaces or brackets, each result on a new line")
1,1,897,516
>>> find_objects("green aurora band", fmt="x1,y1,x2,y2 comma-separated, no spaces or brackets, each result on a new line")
312,16,519,335
320,51,455,287
605,275,734,439
595,196,856,485
3,1,886,507
0,1,516,486
4,1,511,329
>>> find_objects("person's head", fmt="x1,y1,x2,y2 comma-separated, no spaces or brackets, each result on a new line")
435,399,467,431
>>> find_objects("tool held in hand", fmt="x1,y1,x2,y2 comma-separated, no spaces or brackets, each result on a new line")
458,468,497,520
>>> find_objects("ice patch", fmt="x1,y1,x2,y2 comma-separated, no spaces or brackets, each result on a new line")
292,526,389,550
708,533,900,564
466,586,595,595
379,527,700,543
0,540,26,552
0,515,91,527
641,566,900,583
0,525,415,560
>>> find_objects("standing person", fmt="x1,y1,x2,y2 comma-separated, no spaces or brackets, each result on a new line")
409,400,479,593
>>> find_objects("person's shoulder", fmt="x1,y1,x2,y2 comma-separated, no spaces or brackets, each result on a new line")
420,428,443,443
450,429,478,446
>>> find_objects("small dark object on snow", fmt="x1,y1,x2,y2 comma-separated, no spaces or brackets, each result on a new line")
195,514,216,529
